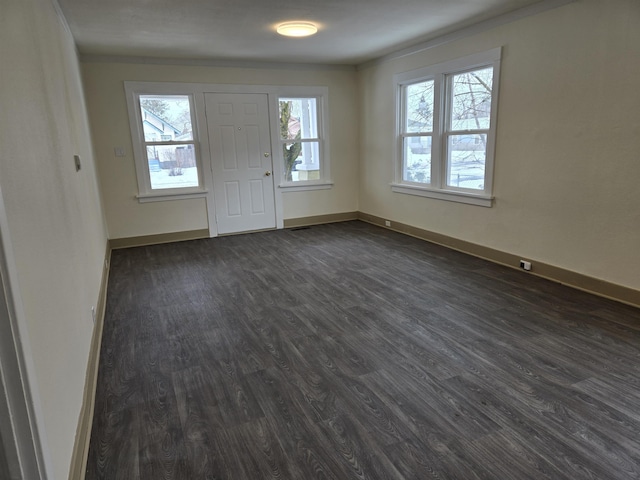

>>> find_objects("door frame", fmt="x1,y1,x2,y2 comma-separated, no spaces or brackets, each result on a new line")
125,81,330,238
194,84,289,237
0,186,51,479
203,91,278,235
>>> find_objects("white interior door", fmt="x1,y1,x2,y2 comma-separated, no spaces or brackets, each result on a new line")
205,93,276,235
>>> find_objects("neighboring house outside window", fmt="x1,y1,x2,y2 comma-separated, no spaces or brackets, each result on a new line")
393,48,502,207
125,83,332,203
125,85,204,200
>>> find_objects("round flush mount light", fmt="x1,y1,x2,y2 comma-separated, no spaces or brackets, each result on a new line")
276,22,318,37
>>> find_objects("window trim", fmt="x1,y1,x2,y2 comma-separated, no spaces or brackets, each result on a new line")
124,83,207,199
276,88,332,190
393,47,501,207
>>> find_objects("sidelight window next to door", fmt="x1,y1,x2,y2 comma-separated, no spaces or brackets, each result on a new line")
139,95,199,190
125,86,205,200
278,97,326,184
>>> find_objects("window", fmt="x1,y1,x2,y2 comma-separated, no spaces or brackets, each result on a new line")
394,48,501,207
277,91,331,189
125,84,205,201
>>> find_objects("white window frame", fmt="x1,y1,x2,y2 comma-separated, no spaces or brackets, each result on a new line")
124,82,208,202
124,82,331,216
392,47,501,207
276,87,332,192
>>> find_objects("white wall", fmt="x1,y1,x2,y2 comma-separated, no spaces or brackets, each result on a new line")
0,0,109,478
358,0,640,291
81,61,360,239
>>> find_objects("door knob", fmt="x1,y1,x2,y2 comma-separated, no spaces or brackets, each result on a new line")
265,171,272,176
264,153,270,157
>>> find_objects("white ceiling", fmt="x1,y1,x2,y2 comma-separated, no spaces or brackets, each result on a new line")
57,0,550,65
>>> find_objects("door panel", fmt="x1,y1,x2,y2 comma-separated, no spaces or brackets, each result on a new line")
205,93,276,234
249,180,265,214
220,126,238,170
224,182,241,217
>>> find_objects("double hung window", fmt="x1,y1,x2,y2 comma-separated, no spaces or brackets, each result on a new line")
125,83,205,201
279,98,320,182
394,48,501,206
277,89,331,190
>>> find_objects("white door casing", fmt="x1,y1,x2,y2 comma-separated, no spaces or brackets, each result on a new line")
0,185,50,479
205,93,276,235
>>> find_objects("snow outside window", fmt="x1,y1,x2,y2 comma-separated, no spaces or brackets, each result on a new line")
125,85,205,201
393,48,501,207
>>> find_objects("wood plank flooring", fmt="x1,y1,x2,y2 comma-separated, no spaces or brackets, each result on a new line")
86,221,640,479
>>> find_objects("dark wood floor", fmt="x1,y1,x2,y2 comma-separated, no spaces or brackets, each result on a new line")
86,221,640,479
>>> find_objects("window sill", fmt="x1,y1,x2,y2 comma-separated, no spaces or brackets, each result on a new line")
278,181,334,192
391,183,493,207
136,190,208,203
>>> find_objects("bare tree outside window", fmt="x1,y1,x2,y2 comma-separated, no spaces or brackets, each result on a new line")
141,98,169,120
403,80,434,183
394,48,500,204
280,100,302,182
279,97,320,183
138,94,199,190
447,67,493,189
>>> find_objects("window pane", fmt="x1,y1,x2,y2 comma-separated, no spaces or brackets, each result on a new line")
403,136,431,184
140,95,193,142
405,81,434,133
146,144,199,190
449,67,493,131
446,134,487,190
283,141,320,182
279,98,318,140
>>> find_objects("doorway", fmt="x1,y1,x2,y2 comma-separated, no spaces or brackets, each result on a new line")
205,92,276,235
0,192,46,480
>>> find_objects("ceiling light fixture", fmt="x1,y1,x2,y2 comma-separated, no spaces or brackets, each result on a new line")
276,22,318,37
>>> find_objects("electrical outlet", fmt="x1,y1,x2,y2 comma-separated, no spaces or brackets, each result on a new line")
519,260,532,271
385,220,391,227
